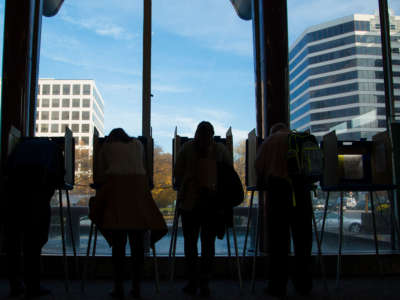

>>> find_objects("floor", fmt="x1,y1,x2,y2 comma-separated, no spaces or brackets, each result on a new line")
1,277,400,300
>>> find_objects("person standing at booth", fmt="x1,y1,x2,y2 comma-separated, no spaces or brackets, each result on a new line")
174,121,232,297
4,138,64,298
255,123,313,297
91,128,166,299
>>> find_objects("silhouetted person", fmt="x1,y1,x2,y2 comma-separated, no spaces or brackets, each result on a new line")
92,128,166,299
174,121,232,297
255,123,313,297
4,138,64,298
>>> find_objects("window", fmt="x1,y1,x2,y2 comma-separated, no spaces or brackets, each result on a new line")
51,124,59,133
42,84,50,95
38,84,40,95
63,84,71,95
83,84,91,95
62,98,70,107
61,124,69,133
41,111,49,120
37,99,40,107
52,98,60,108
52,84,60,95
73,84,81,95
72,98,80,107
83,99,90,108
81,137,89,145
62,111,70,120
71,124,79,133
72,111,80,120
82,124,90,133
41,124,49,133
82,111,90,120
51,111,59,120
42,98,50,107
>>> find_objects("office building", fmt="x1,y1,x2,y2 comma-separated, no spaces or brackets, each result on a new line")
36,79,105,150
289,12,400,140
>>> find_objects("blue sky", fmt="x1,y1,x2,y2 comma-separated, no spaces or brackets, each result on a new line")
0,0,399,152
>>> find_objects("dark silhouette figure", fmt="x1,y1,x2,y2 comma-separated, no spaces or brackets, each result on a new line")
255,123,313,297
92,128,166,299
174,121,232,297
4,138,64,298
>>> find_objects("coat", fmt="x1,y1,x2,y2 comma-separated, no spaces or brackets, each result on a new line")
89,175,167,246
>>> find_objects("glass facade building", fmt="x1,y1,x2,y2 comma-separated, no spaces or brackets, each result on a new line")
289,13,400,140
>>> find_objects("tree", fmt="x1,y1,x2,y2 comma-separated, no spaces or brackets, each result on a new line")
152,146,176,208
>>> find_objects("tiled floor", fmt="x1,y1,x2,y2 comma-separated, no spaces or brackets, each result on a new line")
1,277,400,300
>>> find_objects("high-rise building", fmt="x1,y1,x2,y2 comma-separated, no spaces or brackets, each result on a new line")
289,12,400,140
36,79,105,149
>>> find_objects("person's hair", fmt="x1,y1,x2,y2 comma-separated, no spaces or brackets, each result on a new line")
270,122,288,135
195,121,214,138
106,128,131,143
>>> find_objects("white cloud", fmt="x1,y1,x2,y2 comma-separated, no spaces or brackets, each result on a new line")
59,10,136,41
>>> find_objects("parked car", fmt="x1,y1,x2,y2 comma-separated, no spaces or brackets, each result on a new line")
315,212,362,233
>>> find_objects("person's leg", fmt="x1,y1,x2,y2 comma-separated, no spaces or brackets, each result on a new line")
265,177,291,296
128,230,145,298
181,210,201,293
199,213,217,297
291,182,313,295
111,230,128,297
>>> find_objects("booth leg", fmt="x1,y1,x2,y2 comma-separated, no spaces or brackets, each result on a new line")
169,210,179,282
250,203,261,293
243,191,255,258
231,224,243,290
59,189,69,292
336,192,344,289
370,191,383,277
320,191,330,245
152,245,160,293
81,221,94,292
65,190,78,276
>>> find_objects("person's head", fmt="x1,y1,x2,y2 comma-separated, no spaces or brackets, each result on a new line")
194,121,214,151
270,122,288,135
106,128,131,143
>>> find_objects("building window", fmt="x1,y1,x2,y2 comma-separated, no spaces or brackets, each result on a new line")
71,124,79,133
51,111,59,120
72,98,80,107
72,111,80,120
42,98,50,108
82,111,90,120
63,84,71,95
82,99,90,108
35,124,38,133
41,111,49,120
81,137,89,145
38,85,40,95
73,84,81,95
42,84,50,95
41,124,49,133
37,99,40,107
52,84,60,95
36,111,39,120
51,124,59,133
61,124,69,133
82,124,90,133
62,98,70,107
62,111,70,120
52,98,60,108
83,84,91,95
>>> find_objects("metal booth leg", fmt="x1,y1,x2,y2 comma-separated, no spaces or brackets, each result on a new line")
65,190,79,275
243,191,255,258
81,221,94,292
336,191,344,289
370,191,383,277
250,198,261,293
152,244,160,293
59,189,69,292
320,191,330,245
169,208,180,282
231,224,243,290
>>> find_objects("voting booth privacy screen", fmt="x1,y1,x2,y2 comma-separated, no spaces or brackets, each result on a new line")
172,126,234,189
321,130,393,188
